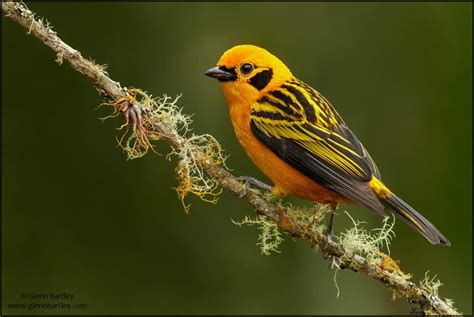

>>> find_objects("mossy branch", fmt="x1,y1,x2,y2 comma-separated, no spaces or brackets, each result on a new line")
2,2,460,315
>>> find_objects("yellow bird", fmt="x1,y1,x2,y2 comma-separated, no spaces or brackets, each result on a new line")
205,44,449,245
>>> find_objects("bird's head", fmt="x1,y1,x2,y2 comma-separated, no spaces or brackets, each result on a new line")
205,45,293,106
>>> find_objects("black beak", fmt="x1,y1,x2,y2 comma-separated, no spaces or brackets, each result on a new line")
204,66,237,82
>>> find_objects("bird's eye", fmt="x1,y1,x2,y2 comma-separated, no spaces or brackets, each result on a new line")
240,63,254,75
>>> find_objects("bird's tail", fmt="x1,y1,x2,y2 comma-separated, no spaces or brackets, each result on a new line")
379,194,450,246
369,176,450,245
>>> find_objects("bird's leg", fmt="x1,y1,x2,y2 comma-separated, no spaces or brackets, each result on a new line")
326,206,337,242
237,176,272,198
322,203,338,258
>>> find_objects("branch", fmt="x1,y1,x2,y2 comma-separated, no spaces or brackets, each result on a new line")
2,2,460,315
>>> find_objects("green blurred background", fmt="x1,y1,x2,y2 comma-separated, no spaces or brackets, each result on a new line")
2,2,472,315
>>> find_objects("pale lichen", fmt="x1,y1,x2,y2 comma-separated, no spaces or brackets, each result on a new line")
419,272,456,316
419,271,443,297
100,88,227,212
232,215,284,255
337,211,395,263
232,202,330,255
88,58,109,75
120,90,192,159
283,202,330,240
171,133,226,213
331,212,398,296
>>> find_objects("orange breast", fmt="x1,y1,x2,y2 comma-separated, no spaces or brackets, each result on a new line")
227,100,350,205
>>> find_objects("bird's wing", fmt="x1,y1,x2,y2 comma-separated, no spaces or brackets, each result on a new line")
250,79,385,213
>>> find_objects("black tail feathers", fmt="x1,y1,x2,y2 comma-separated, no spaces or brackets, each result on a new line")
379,194,450,246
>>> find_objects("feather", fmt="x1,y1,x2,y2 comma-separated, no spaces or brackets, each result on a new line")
250,78,385,214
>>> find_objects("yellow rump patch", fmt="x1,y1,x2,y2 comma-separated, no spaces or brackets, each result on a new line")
369,176,392,199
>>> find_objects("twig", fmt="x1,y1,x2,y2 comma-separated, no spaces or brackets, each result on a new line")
2,2,460,315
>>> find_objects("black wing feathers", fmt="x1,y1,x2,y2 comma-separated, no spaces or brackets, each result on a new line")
251,122,385,213
250,78,385,213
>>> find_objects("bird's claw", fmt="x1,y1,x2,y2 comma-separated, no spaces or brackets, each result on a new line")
237,178,249,198
321,230,334,259
237,176,272,198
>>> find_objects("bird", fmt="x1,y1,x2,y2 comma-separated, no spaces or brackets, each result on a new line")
205,44,450,246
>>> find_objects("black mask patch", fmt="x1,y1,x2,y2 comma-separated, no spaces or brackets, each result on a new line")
217,66,237,82
249,69,273,90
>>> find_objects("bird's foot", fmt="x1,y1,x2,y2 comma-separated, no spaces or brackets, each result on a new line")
237,176,272,198
321,229,334,259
